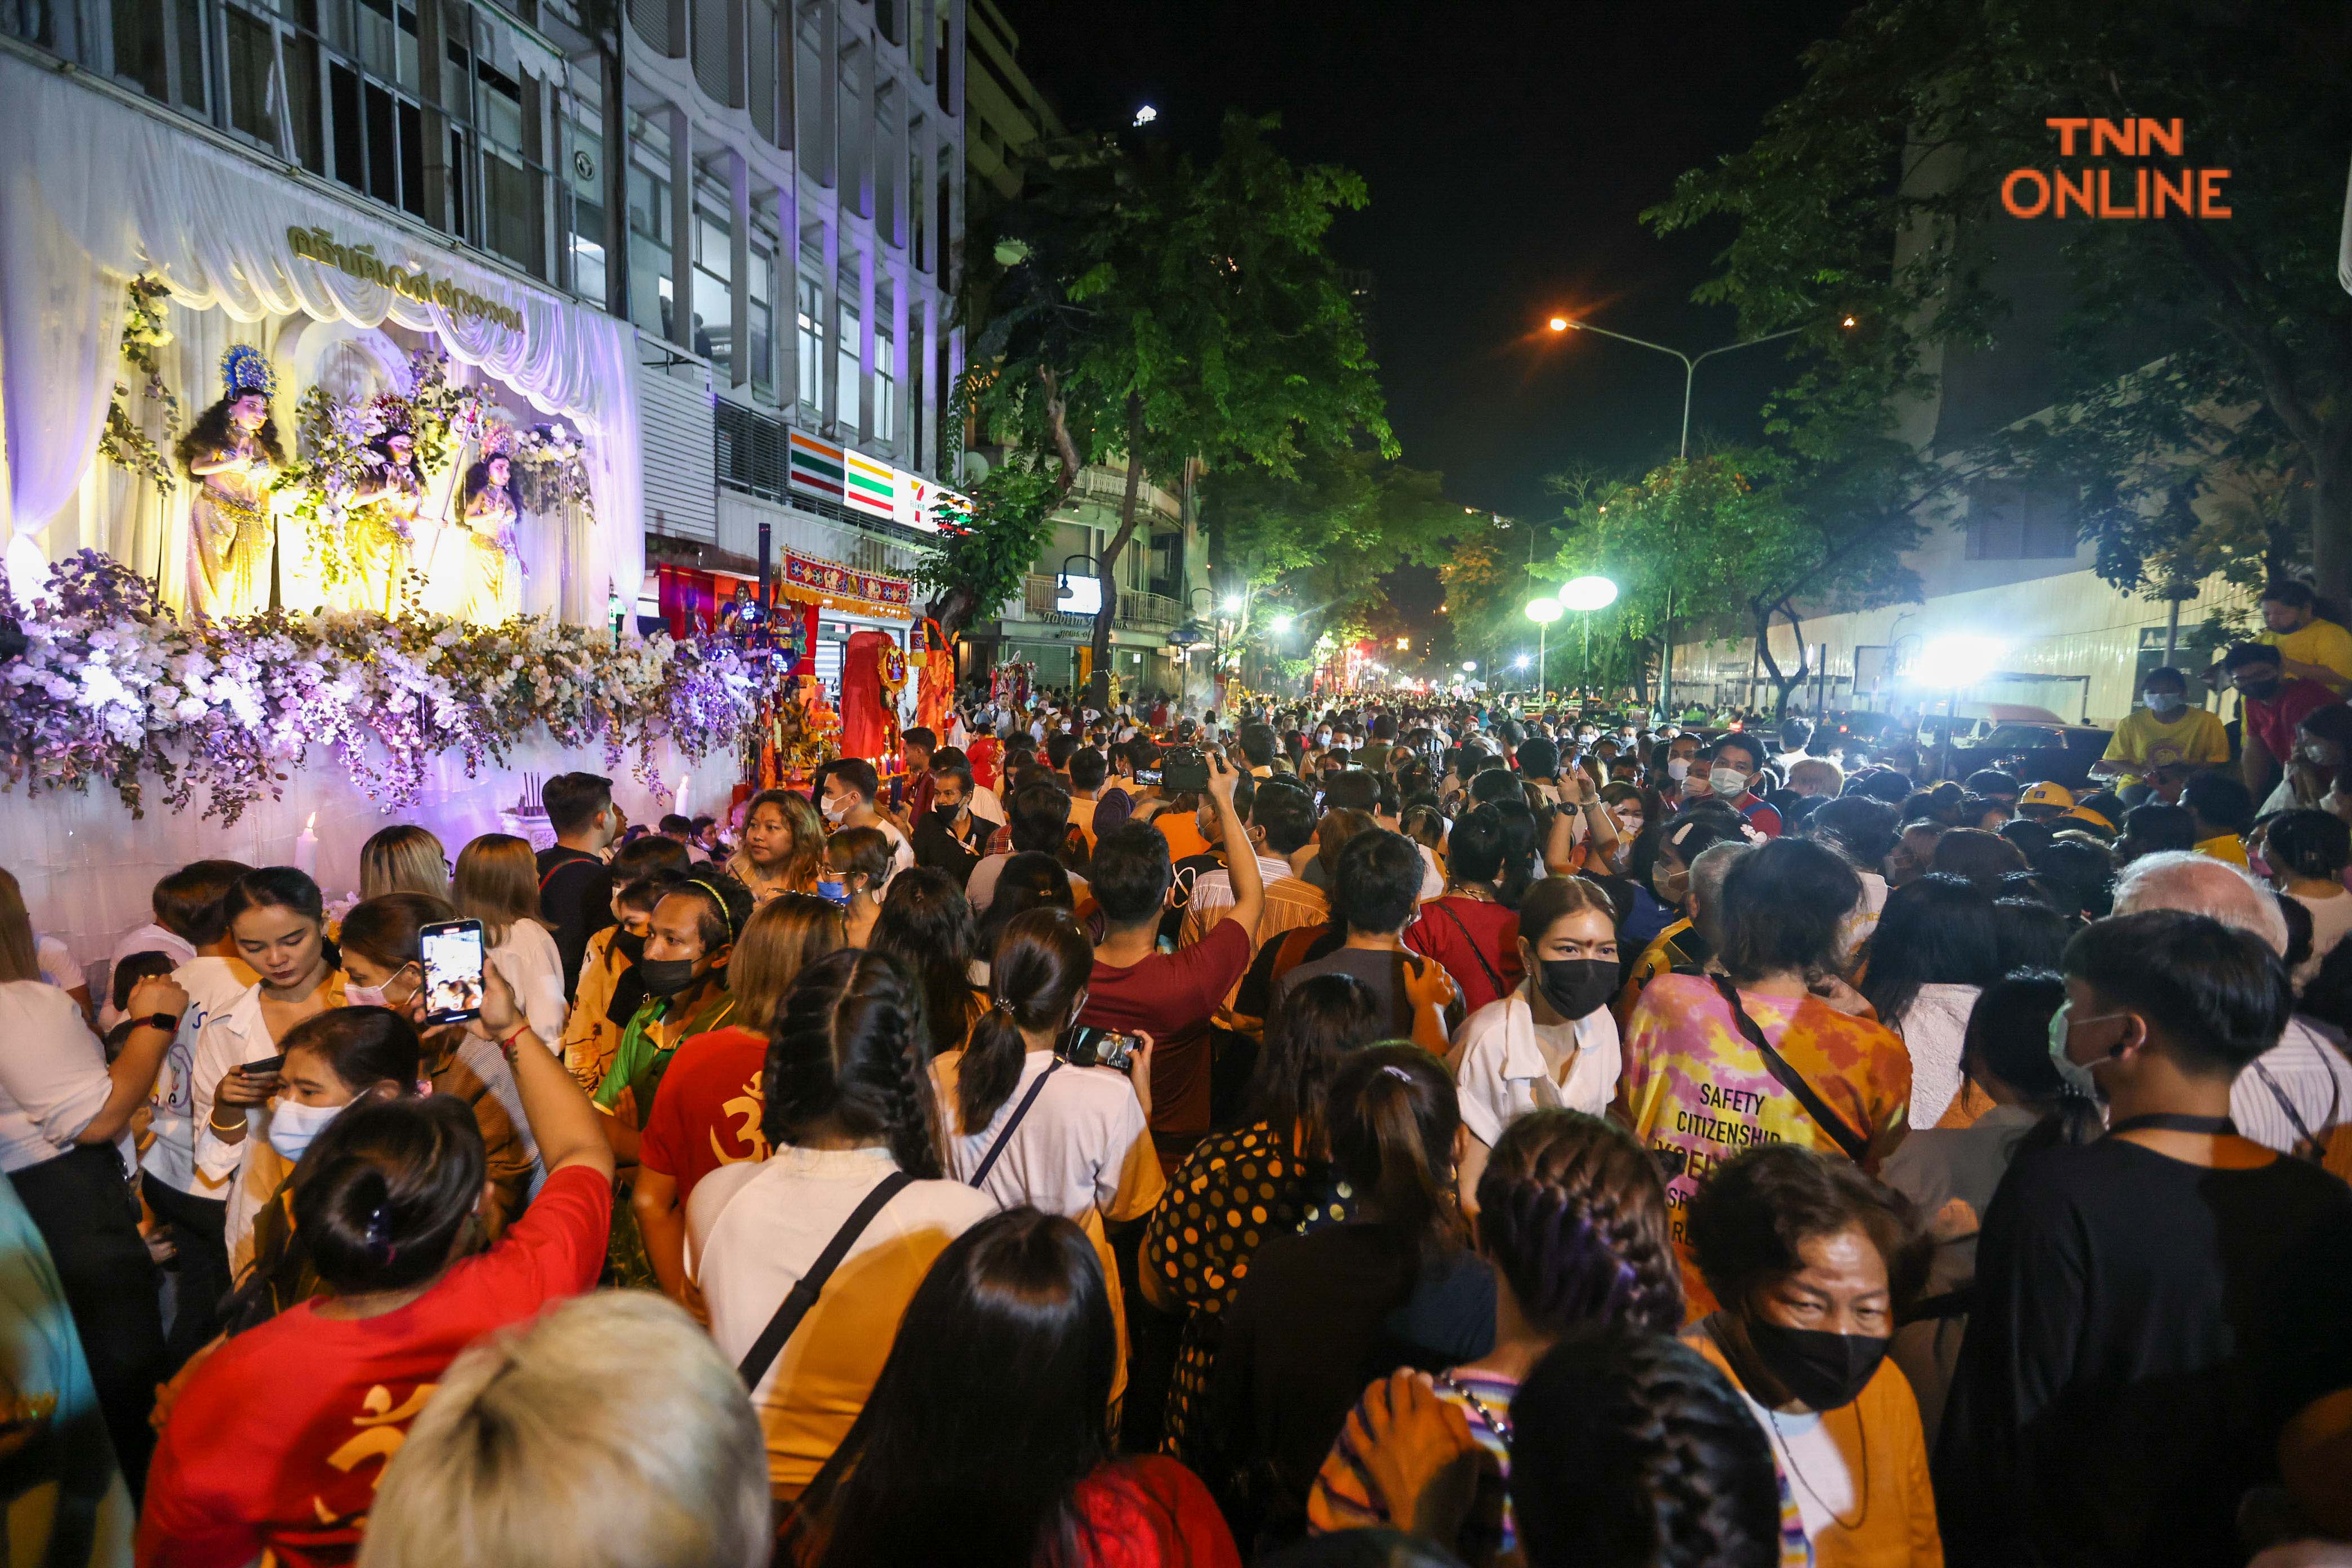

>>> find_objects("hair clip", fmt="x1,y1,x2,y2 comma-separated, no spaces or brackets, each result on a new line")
364,1203,398,1267
994,995,1017,1013
1380,1063,1414,1083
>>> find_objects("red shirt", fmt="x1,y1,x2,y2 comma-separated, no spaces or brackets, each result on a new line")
2242,677,2342,765
1405,895,1524,1014
1080,919,1251,1165
137,1166,613,1568
638,1024,769,1202
1070,1455,1241,1568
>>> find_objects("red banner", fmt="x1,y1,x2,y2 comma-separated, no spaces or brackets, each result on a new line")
777,548,914,621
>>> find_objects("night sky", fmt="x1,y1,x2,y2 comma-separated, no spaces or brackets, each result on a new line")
1008,0,1860,619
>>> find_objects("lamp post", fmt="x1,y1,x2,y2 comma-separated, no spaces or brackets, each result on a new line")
1919,634,2003,782
1525,596,1562,702
1557,574,1620,700
1545,313,1852,715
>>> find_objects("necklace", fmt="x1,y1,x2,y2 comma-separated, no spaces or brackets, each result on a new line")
1767,1403,1870,1533
1434,1372,1512,1444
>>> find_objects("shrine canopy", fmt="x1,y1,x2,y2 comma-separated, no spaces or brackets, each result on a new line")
0,48,641,621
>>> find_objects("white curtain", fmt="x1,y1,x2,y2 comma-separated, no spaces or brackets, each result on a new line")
0,50,643,620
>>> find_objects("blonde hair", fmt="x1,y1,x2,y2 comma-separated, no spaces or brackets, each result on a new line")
728,893,847,1034
728,789,827,895
357,1291,772,1568
360,825,449,903
451,833,541,947
0,868,39,984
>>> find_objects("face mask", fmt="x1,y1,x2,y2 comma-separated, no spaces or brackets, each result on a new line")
2047,999,2127,1098
1666,758,1691,782
2144,692,2184,714
817,879,850,907
1533,956,1617,1021
1650,863,1690,906
1709,766,1750,799
638,956,701,997
342,964,416,1010
267,1096,344,1163
821,795,852,825
1745,1318,1890,1411
611,929,647,965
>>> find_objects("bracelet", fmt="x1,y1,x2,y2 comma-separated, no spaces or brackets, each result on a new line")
207,1111,246,1133
500,1024,533,1053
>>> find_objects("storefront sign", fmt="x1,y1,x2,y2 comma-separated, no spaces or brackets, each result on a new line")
786,430,966,535
287,226,527,332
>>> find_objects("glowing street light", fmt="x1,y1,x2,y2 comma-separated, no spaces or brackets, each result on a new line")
1222,594,1245,615
1133,105,1159,127
1557,576,1619,692
1396,636,1410,651
1514,654,1530,670
1547,316,1570,332
1918,634,2006,779
1272,613,1295,634
1462,661,1478,672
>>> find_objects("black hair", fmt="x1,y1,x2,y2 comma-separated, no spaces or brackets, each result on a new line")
177,391,286,473
2223,641,2284,672
1252,780,1317,855
1961,970,2071,1104
1931,827,2029,891
1044,733,1078,772
901,727,937,754
1445,804,1508,886
110,950,176,1013
1511,1331,1785,1568
1709,733,1765,773
2029,838,2115,918
1067,747,1107,791
658,813,693,835
224,867,339,972
1467,768,1523,808
2279,894,2315,979
1333,830,1427,936
975,853,1075,956
290,1094,487,1295
2063,910,2292,1077
827,826,895,893
2122,801,2198,855
1717,838,1859,983
1239,721,1279,767
869,869,978,1059
2182,772,2256,836
1992,897,2075,973
1999,818,2057,860
1324,769,1382,813
1486,796,1545,911
1861,874,2003,1024
1327,1045,1464,1275
763,948,944,1178
1476,1111,1682,1337
2262,578,2318,611
1779,716,1816,750
612,832,692,881
659,870,754,952
1006,781,1074,858
2141,665,2189,692
1244,972,1384,1154
793,1210,1117,1568
1517,734,1560,779
929,749,977,794
1802,796,1898,867
2269,809,2352,881
1687,1144,1928,1334
828,758,881,803
153,858,255,946
539,770,615,836
961,910,1092,1132
2296,934,2352,1032
1088,822,1173,926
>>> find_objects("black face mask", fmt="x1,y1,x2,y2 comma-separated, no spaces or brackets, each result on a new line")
1533,957,1617,1022
611,929,647,965
1746,1318,1890,1411
934,804,964,828
637,956,701,998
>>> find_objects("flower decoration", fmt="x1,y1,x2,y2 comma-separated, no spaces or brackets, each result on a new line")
0,551,756,825
95,275,182,493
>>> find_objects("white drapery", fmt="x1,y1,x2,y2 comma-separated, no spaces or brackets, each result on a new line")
0,51,642,623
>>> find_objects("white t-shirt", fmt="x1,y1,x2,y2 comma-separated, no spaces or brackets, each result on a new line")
965,853,1089,914
489,919,569,1045
2291,889,2352,988
1445,987,1622,1147
100,922,201,1029
0,982,126,1174
142,956,252,1195
933,1049,1159,1220
34,936,80,996
1739,1389,1856,1543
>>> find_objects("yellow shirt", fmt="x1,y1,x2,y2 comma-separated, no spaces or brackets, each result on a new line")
2194,832,2250,867
2260,618,2352,690
2099,706,2230,777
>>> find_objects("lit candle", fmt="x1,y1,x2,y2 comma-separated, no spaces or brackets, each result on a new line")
293,812,319,879
675,774,691,823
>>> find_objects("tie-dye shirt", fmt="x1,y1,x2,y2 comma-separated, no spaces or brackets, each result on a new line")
1616,974,1912,1317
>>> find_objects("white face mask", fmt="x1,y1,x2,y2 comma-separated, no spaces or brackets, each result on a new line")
267,1095,346,1162
1709,765,1749,799
821,794,852,825
1666,758,1691,782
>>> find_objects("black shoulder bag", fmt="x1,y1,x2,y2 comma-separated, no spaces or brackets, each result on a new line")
1708,975,1871,1165
737,1170,916,1391
970,1061,1061,1188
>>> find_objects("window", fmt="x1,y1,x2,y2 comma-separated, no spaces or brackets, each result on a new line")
1965,482,2077,562
561,91,608,303
796,276,826,412
748,247,777,400
693,209,732,371
627,159,671,339
836,296,862,437
874,324,897,442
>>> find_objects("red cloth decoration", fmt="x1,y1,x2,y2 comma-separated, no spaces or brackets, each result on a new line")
840,629,897,761
657,564,719,640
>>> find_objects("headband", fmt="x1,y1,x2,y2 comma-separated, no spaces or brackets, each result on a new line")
685,877,742,938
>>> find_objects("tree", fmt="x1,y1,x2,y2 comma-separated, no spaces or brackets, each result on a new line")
966,112,1392,707
1644,0,2352,606
912,459,1061,636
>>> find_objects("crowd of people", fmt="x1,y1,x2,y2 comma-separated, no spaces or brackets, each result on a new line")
4,669,2352,1568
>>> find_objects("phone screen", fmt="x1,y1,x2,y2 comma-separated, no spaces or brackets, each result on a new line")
419,919,486,1025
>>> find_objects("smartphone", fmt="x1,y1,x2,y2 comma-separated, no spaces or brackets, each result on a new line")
1161,747,1211,794
238,1053,287,1077
1062,1026,1136,1072
1134,767,1164,786
816,878,850,908
418,917,487,1026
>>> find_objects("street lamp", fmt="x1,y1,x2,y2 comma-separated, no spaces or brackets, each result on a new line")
1557,574,1619,696
1918,633,2003,781
1396,636,1410,651
1272,613,1295,635
1222,595,1245,616
1525,596,1562,701
1544,311,1854,713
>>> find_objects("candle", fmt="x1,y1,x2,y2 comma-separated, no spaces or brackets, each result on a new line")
293,812,319,879
675,774,691,823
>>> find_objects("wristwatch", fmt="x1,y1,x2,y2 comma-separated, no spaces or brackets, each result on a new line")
139,1013,182,1033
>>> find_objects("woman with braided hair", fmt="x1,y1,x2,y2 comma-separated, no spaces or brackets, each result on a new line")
687,947,993,1502
1307,1110,1687,1563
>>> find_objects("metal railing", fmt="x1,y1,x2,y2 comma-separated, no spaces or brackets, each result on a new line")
1117,591,1182,631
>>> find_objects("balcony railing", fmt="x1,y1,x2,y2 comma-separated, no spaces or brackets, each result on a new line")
1010,578,1183,634
1117,592,1183,632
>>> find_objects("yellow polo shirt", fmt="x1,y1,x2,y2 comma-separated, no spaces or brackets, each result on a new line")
2100,706,2230,778
2195,833,2250,867
2260,618,2352,691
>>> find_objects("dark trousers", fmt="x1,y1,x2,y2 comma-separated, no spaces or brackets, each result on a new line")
144,1177,230,1371
12,1143,167,1498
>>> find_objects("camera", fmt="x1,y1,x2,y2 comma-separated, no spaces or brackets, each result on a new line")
1062,1026,1137,1072
1160,746,1211,794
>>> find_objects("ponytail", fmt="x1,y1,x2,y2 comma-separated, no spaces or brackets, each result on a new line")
1327,1045,1463,1273
289,1095,486,1296
765,948,945,1180
962,910,1090,1132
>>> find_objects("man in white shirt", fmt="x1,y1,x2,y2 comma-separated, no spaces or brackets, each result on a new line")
1181,777,1327,949
968,781,1090,912
819,759,915,885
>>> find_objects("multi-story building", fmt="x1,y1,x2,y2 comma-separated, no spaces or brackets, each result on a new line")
1,0,969,698
954,0,1216,706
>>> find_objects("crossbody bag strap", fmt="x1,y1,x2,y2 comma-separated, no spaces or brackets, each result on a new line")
970,1061,1061,1188
1708,975,1870,1165
1432,901,1510,999
737,1169,917,1392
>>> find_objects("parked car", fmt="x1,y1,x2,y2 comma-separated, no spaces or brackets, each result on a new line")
1950,721,2115,790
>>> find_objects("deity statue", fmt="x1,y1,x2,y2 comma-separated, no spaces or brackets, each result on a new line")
346,404,422,614
455,436,522,623
176,346,284,618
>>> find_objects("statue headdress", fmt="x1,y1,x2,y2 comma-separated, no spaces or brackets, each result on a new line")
219,344,276,400
482,423,515,458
